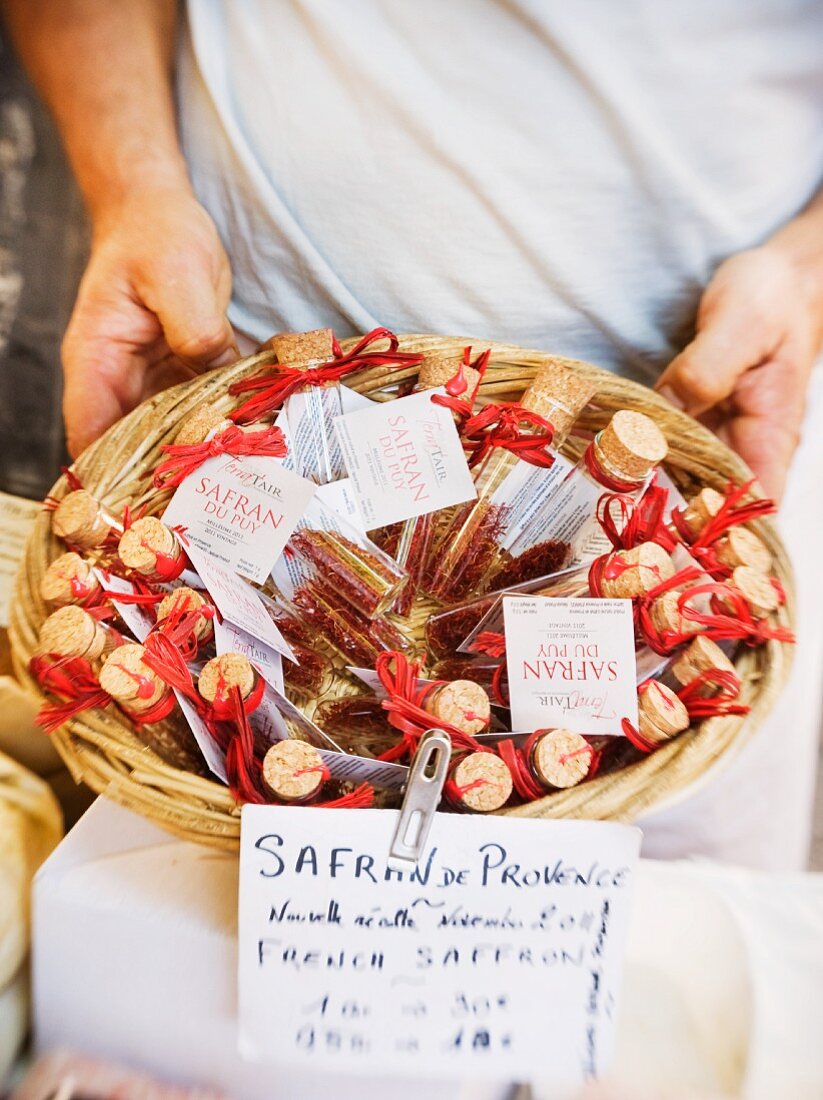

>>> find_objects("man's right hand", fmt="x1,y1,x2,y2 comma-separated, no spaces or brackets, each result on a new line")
62,185,237,457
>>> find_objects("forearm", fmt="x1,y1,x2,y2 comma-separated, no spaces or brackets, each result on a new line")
2,0,189,228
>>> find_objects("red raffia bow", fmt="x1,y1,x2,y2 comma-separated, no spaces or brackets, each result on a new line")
676,582,796,647
43,466,84,511
461,403,556,469
677,670,750,719
466,632,509,705
152,425,288,490
596,482,676,552
431,346,491,421
374,651,486,761
31,654,112,733
671,478,776,549
228,327,424,423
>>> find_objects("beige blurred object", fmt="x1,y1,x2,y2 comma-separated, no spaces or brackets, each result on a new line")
11,1048,231,1099
0,748,63,1081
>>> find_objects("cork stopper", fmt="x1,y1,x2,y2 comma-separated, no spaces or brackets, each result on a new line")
270,328,335,369
173,403,233,447
670,635,736,688
594,411,668,483
531,729,593,789
451,752,513,813
649,590,703,638
731,566,779,618
682,487,725,538
198,653,257,707
520,360,596,444
40,552,99,608
262,739,325,803
118,517,181,577
156,586,213,642
99,643,167,712
599,542,675,599
424,680,491,735
715,527,773,575
52,490,112,550
416,354,480,397
38,605,113,661
638,682,689,745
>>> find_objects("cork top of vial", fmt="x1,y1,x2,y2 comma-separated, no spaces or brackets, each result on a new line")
682,487,725,537
715,527,773,575
52,490,110,549
732,566,779,618
198,653,256,705
639,682,689,737
263,739,325,802
417,354,481,397
520,361,596,442
670,635,736,687
649,590,701,637
173,403,233,447
597,411,669,482
451,752,513,813
599,542,675,599
99,643,165,706
38,605,98,659
40,552,95,606
156,586,208,621
269,328,336,369
531,729,592,789
426,680,491,735
118,517,179,575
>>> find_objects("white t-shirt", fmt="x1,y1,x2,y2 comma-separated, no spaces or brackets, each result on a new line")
178,0,822,384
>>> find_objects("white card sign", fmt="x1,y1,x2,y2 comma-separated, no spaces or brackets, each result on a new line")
162,453,316,584
334,389,476,528
504,597,638,736
239,808,639,1082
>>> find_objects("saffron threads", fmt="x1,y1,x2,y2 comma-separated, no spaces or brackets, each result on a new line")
293,583,411,667
290,528,408,619
313,695,398,758
491,538,570,591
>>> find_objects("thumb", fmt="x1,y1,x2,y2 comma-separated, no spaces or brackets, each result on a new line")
143,260,238,371
656,298,772,417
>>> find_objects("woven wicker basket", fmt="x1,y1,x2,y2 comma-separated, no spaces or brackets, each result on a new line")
9,335,795,850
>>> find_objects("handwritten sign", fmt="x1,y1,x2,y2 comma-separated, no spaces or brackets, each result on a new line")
239,808,640,1083
504,597,638,736
334,389,476,528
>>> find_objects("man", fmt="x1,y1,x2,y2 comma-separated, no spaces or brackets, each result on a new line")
4,1,822,871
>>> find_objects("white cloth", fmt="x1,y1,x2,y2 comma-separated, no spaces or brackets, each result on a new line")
176,1,823,868
179,0,823,383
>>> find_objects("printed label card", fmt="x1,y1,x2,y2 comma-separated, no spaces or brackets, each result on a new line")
162,451,317,584
504,597,638,736
334,388,476,528
92,569,155,642
239,808,640,1082
185,543,293,660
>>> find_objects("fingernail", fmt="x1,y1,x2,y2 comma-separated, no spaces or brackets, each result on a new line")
207,346,240,369
656,385,687,411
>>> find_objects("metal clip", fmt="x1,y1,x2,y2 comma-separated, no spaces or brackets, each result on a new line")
388,728,451,869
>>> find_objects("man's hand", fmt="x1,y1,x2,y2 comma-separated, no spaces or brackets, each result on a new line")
62,186,236,457
656,244,823,501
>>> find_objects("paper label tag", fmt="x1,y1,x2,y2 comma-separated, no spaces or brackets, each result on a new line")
161,453,317,585
504,597,638,735
239,808,640,1081
174,687,227,781
489,452,575,552
334,389,477,528
214,617,285,694
0,492,39,628
314,478,367,534
185,543,293,659
318,750,408,791
93,570,156,642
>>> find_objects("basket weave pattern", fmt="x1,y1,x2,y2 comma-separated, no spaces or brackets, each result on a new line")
9,336,795,849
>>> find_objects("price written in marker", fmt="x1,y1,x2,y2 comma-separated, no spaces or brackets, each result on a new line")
238,808,640,1083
